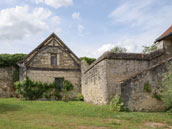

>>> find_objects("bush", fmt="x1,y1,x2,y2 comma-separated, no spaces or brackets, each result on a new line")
144,82,152,93
14,77,74,101
0,54,26,67
161,63,172,110
110,46,127,53
76,93,84,101
110,95,124,112
80,57,96,65
142,44,157,53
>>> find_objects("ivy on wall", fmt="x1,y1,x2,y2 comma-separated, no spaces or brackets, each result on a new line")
0,54,26,67
0,54,27,82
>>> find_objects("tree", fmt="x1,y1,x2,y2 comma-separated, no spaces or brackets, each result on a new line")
142,44,157,53
110,46,127,53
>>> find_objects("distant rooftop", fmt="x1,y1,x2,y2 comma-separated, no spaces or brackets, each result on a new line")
155,25,172,42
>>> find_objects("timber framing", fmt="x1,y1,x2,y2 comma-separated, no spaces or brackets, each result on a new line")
19,33,80,66
27,67,80,72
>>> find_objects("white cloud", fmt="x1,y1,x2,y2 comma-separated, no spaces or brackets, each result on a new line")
33,0,73,8
109,0,172,30
97,44,115,53
0,5,53,41
78,24,84,33
72,12,80,20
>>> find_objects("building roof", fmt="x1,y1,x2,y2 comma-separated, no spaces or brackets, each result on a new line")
18,33,80,66
155,25,172,42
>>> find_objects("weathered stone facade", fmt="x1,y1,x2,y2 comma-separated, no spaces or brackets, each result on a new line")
18,33,81,97
0,67,16,97
1,26,172,112
121,57,172,111
81,29,172,111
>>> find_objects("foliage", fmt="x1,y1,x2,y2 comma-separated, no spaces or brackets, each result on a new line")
142,44,157,53
153,92,161,100
110,46,127,53
0,54,26,67
14,77,74,100
110,95,124,112
63,80,74,91
161,63,172,110
76,93,84,101
80,57,96,65
144,82,152,93
12,68,20,82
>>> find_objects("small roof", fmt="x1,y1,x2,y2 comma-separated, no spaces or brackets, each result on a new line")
155,25,172,42
18,33,80,66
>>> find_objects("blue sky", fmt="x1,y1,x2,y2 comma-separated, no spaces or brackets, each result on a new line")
0,0,172,58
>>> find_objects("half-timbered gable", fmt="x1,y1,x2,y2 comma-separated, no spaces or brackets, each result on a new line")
18,33,81,95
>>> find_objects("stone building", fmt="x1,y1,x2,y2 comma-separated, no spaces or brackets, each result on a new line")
81,25,172,111
18,33,81,96
0,25,172,111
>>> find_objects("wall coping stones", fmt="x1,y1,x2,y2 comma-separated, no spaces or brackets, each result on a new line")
120,57,172,84
84,49,165,73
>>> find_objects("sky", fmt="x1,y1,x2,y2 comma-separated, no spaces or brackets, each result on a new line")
0,0,172,58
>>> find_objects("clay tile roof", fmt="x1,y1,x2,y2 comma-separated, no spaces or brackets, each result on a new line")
155,25,172,42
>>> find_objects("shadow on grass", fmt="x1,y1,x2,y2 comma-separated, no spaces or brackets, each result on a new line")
0,103,22,113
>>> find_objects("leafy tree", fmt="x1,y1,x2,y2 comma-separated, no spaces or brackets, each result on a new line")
0,54,26,67
110,46,127,53
80,57,96,65
161,63,172,110
142,44,157,53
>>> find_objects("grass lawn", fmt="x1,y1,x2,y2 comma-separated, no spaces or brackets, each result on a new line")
0,98,172,129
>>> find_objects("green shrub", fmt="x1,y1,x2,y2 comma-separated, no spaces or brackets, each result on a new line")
76,93,84,101
161,63,172,110
144,82,152,93
110,95,124,112
110,46,127,53
142,44,157,53
80,57,96,65
0,54,26,67
14,77,73,101
153,92,161,100
63,80,73,91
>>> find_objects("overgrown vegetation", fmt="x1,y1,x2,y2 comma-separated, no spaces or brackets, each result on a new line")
76,93,84,101
14,77,74,101
80,57,96,65
142,44,158,53
0,54,26,67
110,46,127,53
110,95,124,112
0,54,27,82
144,82,152,93
161,63,172,110
153,92,161,100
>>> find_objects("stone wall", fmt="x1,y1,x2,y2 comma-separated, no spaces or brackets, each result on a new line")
0,67,15,97
82,60,108,104
19,43,81,97
27,69,81,96
120,57,172,111
106,59,149,103
29,46,79,69
81,49,171,107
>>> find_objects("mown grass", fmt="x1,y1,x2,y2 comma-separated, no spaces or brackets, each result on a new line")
0,98,172,129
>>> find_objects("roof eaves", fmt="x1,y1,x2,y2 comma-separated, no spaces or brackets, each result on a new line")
154,32,172,43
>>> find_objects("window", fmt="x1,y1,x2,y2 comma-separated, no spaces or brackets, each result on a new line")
51,54,57,66
55,78,64,91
